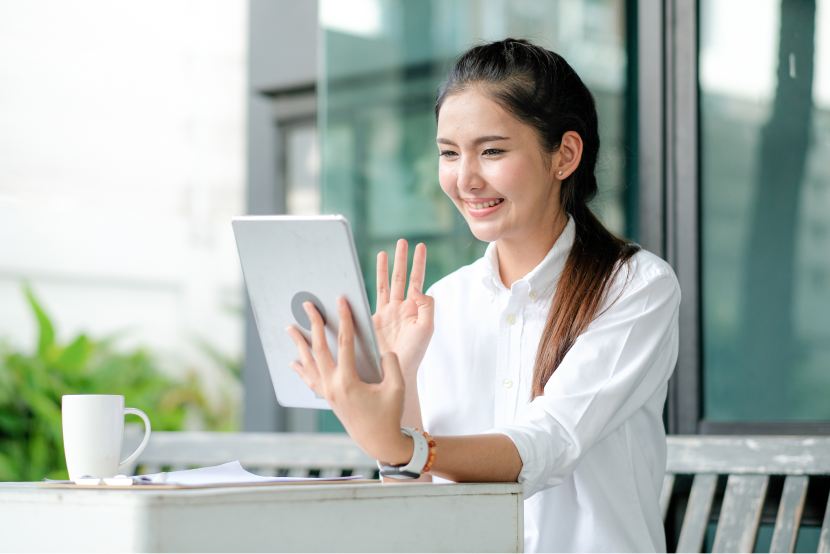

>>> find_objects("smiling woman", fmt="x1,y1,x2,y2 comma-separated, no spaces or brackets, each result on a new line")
289,39,680,553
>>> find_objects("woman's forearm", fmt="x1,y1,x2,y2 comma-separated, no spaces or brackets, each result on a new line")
397,380,521,483
430,434,522,483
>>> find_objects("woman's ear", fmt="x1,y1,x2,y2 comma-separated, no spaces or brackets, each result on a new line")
552,131,583,180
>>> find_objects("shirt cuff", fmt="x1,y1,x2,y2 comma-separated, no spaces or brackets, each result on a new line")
484,420,564,498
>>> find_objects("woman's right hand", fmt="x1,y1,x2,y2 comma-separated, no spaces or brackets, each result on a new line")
372,240,434,380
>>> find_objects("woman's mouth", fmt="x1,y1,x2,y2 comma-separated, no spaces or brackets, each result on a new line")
464,198,504,217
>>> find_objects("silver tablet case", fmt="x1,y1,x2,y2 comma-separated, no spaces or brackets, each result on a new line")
232,215,382,410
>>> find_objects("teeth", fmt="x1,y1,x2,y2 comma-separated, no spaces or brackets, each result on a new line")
470,199,503,209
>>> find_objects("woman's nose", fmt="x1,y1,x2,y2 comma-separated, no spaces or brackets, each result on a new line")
456,156,482,192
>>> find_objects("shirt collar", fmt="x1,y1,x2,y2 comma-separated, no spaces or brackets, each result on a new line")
480,215,576,297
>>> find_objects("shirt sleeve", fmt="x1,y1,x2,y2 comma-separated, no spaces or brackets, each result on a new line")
486,265,681,498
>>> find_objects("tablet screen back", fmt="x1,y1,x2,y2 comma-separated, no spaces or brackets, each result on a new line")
232,215,382,410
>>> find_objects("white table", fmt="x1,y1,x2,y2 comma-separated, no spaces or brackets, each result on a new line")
0,481,523,552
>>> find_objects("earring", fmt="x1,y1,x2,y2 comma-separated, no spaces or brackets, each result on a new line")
558,171,563,175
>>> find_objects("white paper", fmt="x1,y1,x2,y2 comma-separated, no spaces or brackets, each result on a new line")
137,461,363,486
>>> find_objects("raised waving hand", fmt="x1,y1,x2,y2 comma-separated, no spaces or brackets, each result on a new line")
373,240,434,380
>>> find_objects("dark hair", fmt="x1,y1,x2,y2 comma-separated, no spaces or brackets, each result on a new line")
435,39,639,399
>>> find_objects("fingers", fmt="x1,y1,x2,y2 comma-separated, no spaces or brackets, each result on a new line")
289,360,320,393
376,251,389,309
286,326,322,389
408,243,427,295
304,302,335,375
336,297,358,383
288,298,362,399
286,326,315,368
389,239,408,302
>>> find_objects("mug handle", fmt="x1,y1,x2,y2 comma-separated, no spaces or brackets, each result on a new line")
118,407,152,474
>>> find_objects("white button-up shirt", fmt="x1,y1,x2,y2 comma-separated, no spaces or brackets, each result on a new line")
418,217,680,553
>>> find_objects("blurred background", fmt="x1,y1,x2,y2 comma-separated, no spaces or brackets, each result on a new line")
1,0,828,483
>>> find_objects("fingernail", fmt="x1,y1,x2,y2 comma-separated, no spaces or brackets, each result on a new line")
337,297,346,308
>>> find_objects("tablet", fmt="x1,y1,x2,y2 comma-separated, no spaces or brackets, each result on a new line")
232,215,383,410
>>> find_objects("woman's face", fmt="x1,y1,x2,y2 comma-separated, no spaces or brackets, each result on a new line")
436,89,563,245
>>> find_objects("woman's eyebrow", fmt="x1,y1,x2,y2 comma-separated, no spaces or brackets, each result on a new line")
436,135,510,146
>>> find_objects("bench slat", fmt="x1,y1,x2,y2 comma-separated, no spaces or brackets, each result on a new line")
661,474,675,522
769,475,808,553
712,474,769,553
667,437,830,475
819,490,830,553
677,473,717,553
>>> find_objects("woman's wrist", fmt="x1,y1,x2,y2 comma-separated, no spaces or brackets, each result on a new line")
383,430,415,466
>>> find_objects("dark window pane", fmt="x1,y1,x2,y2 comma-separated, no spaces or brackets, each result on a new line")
701,0,830,421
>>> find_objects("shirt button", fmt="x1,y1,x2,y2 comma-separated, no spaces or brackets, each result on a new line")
506,315,516,325
529,291,538,299
503,379,513,388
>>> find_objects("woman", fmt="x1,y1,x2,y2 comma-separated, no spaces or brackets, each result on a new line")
286,39,679,552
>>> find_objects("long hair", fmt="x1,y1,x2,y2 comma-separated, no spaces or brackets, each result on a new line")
435,39,640,399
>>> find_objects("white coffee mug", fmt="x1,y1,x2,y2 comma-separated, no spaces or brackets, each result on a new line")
62,395,151,480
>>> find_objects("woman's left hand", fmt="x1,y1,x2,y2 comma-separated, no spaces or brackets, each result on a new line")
373,241,434,380
285,297,414,464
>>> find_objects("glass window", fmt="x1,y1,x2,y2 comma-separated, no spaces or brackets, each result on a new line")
319,0,634,307
701,0,830,421
285,123,321,216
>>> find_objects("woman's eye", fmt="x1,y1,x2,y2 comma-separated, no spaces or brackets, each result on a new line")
482,148,505,157
439,150,458,158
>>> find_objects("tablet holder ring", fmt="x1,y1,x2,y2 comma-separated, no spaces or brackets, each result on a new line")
291,292,327,330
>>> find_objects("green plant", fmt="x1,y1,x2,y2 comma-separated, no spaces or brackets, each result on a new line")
0,287,239,481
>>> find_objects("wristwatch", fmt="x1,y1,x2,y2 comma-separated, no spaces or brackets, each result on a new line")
378,427,430,480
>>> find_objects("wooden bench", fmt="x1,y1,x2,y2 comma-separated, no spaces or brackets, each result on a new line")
122,431,378,479
663,436,830,553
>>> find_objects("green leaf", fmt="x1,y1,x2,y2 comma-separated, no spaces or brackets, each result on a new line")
53,335,92,372
24,286,55,357
19,385,62,432
0,410,26,434
0,451,21,481
26,422,50,481
44,467,69,481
